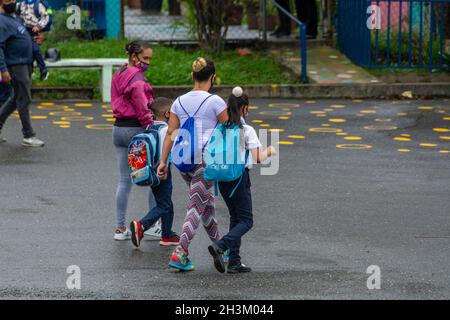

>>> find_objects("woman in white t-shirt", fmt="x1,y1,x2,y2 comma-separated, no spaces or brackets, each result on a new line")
157,57,228,271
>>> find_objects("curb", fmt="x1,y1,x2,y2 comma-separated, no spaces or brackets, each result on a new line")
32,83,450,101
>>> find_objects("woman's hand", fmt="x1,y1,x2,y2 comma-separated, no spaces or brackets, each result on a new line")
157,163,168,180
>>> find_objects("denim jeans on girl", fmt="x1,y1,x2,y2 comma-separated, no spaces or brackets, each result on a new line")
216,169,254,267
140,166,176,239
113,126,156,228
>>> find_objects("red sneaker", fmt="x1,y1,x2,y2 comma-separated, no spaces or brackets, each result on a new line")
160,234,180,246
130,221,143,247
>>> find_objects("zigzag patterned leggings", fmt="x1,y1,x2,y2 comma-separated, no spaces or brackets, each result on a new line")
178,165,221,254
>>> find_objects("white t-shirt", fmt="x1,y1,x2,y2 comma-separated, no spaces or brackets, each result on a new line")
243,122,262,168
171,91,227,147
154,121,168,157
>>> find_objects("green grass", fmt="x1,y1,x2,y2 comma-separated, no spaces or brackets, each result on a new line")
35,39,296,88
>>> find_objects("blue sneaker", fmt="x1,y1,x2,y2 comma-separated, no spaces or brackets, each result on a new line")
169,250,195,271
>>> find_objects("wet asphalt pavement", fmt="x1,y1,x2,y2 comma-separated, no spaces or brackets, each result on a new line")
0,98,450,300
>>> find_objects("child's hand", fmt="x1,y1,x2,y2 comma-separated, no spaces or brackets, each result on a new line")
267,146,277,157
32,26,41,33
157,163,168,180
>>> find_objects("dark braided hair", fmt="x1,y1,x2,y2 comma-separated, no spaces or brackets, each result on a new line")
125,40,151,60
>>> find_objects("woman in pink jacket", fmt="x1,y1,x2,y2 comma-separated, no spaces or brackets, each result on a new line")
111,40,155,240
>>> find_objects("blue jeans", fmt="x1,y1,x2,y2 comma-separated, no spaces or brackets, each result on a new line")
28,29,47,73
140,167,176,239
112,126,156,228
216,169,254,267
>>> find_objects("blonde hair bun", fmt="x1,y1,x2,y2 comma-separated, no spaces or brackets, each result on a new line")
192,57,207,73
232,86,244,98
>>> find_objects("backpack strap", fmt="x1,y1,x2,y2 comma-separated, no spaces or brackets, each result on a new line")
177,97,190,117
228,150,249,198
193,94,214,117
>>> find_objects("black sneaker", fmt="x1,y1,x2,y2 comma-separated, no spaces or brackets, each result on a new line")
40,70,49,81
208,243,225,273
227,264,252,274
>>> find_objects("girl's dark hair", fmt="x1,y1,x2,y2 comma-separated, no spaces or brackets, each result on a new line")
125,40,151,59
192,57,216,82
226,93,249,128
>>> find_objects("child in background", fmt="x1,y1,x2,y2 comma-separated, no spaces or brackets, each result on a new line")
130,98,180,248
208,87,277,274
18,0,50,81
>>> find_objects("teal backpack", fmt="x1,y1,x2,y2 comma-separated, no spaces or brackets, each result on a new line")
204,122,249,198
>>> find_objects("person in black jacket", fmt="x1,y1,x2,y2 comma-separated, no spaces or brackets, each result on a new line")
0,0,44,147
271,0,292,38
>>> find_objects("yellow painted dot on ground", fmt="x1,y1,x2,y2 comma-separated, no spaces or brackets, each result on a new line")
31,116,48,120
400,134,411,137
443,117,450,121
352,99,364,103
336,132,348,136
37,105,66,111
344,136,362,141
260,124,271,127
418,106,433,110
53,121,70,125
61,116,94,122
252,120,263,123
288,135,305,139
306,100,316,104
309,128,343,133
321,124,331,127
269,128,285,132
439,150,450,154
364,125,398,131
248,106,259,110
360,110,376,114
259,110,291,116
278,141,294,145
397,112,408,116
440,136,450,140
433,128,450,133
49,111,82,117
59,125,71,129
268,103,300,109
375,118,393,122
310,111,326,114
324,108,334,112
420,143,438,147
101,114,114,118
328,118,346,123
316,114,327,117
394,137,412,142
102,105,110,109
278,116,290,120
106,118,116,122
85,124,113,130
40,102,55,106
336,144,372,150
74,103,93,107
62,108,75,112
398,149,411,153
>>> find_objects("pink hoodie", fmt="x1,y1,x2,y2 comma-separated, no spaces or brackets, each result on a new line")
111,64,155,128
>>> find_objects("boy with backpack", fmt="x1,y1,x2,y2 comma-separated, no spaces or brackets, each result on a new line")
17,0,52,81
129,97,180,248
205,87,277,273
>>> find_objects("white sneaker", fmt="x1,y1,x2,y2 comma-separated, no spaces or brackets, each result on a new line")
22,136,45,147
0,132,5,143
114,228,131,241
144,220,162,240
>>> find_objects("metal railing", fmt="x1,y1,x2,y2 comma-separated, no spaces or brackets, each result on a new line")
338,0,450,70
270,0,308,81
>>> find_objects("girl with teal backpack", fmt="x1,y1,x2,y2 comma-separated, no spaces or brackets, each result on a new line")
206,87,277,274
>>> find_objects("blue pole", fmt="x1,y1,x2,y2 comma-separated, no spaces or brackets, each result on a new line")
300,24,307,82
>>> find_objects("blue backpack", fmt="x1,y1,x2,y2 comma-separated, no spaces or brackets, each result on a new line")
172,94,215,173
204,122,249,198
127,123,166,187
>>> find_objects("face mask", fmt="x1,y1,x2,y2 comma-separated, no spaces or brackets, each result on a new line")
136,58,150,72
3,3,17,14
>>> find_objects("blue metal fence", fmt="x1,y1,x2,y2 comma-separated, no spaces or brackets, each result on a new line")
337,0,450,70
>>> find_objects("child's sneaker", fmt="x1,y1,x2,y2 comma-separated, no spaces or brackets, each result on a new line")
169,249,194,271
160,233,180,246
144,220,162,240
114,228,131,241
130,221,144,248
227,264,252,274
